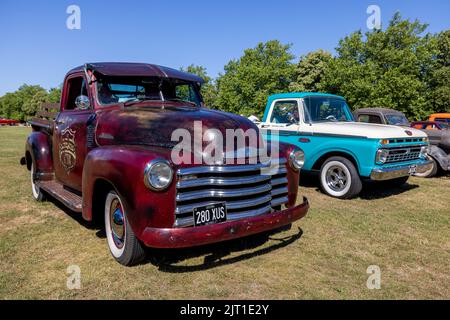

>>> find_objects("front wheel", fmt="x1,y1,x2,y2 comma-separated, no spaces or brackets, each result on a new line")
319,156,362,199
104,191,146,266
414,156,438,178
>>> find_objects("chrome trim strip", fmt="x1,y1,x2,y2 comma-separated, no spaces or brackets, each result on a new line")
175,194,272,215
271,196,289,207
174,204,272,228
177,163,271,176
271,186,288,197
271,177,288,186
177,174,271,189
176,184,272,202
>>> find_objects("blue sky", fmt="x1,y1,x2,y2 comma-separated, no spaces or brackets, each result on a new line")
0,0,449,96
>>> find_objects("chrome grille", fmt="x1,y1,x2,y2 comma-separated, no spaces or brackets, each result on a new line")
174,159,289,228
385,146,421,163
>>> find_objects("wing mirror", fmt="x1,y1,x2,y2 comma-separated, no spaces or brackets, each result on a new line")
75,95,91,110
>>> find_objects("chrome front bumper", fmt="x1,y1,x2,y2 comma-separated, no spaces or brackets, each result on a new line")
370,160,433,181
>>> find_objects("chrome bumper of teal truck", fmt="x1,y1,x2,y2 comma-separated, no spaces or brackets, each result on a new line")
370,160,433,181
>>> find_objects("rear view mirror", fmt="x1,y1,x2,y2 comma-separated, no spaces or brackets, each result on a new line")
75,95,91,110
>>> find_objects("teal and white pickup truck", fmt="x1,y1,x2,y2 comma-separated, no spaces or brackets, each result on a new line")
254,92,432,199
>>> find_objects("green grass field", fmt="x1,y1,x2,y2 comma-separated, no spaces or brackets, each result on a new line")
0,126,449,299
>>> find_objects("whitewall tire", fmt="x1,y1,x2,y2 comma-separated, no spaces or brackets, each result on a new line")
30,163,44,201
104,190,146,266
414,156,438,178
319,156,362,199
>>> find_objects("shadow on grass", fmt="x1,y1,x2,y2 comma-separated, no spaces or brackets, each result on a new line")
43,193,303,271
300,171,419,199
43,193,99,230
145,225,303,273
358,180,419,200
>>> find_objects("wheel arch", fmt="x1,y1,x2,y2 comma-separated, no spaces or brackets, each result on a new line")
25,131,54,178
312,150,360,174
428,145,448,170
90,178,117,226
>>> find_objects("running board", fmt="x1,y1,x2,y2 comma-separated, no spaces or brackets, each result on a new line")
37,180,82,212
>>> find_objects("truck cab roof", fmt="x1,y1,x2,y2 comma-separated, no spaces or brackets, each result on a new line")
67,62,205,84
354,107,406,116
267,92,345,101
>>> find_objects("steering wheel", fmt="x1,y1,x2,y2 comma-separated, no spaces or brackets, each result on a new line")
326,115,337,121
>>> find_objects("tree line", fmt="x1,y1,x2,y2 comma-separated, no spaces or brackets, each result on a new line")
1,13,448,121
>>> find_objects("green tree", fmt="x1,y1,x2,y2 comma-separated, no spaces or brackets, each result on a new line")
215,40,295,117
321,13,438,120
289,50,332,92
47,87,62,103
0,84,59,121
428,30,450,113
16,84,49,121
0,92,22,119
181,65,217,108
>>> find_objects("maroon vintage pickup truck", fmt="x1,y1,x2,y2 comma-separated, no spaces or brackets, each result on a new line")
21,63,309,266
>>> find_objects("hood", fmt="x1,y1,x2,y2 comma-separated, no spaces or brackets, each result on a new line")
311,122,427,139
95,103,261,149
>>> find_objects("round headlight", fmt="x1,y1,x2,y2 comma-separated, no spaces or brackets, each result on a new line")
289,148,305,170
144,160,173,191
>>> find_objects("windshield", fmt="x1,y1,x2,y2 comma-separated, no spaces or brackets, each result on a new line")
385,114,409,126
303,97,353,123
96,76,202,106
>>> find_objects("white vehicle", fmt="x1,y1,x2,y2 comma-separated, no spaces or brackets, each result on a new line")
256,92,432,198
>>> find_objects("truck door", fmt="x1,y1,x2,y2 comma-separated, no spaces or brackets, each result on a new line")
260,99,302,150
53,73,95,192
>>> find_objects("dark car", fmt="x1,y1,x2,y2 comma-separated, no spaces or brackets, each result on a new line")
353,108,410,126
410,121,450,177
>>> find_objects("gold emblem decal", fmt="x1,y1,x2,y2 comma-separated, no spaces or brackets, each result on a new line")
60,128,77,172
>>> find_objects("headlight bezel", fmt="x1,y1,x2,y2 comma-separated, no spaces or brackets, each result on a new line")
289,148,305,171
144,159,174,191
419,145,429,159
375,149,389,165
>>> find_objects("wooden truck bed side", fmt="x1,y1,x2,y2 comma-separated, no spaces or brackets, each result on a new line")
28,103,60,133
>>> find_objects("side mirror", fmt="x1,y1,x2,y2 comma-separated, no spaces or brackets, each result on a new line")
75,95,91,110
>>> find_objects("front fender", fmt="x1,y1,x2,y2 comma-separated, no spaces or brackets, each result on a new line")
82,146,176,240
429,145,449,170
25,131,54,180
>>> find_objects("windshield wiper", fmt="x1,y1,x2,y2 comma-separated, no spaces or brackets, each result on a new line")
123,97,161,106
164,98,197,106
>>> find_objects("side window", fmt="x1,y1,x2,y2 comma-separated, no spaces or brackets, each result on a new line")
65,77,88,110
436,118,450,124
174,84,201,106
358,114,382,124
270,100,299,124
358,114,369,123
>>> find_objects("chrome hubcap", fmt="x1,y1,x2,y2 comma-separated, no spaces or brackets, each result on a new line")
109,198,125,249
326,165,348,192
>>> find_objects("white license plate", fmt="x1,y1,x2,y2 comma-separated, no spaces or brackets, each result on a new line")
409,165,417,174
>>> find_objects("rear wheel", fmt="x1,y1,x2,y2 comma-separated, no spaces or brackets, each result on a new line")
104,190,146,266
319,156,362,199
414,156,438,178
30,163,45,201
